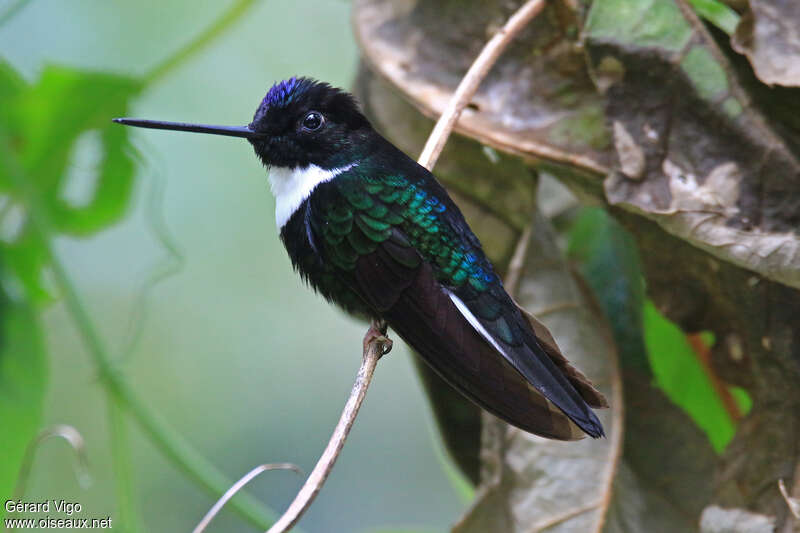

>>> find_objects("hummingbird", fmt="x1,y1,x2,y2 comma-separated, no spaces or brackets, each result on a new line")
114,77,606,440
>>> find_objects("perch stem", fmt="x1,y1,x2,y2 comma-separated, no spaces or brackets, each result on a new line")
266,322,391,533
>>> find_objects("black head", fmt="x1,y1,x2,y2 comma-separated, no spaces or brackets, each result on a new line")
248,77,372,169
113,77,374,170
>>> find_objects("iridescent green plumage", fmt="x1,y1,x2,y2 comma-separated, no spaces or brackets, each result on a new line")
320,168,494,295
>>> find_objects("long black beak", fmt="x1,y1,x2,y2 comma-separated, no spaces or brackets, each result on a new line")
112,118,263,139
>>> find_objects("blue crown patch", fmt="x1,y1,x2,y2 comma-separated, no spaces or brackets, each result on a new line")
262,77,311,109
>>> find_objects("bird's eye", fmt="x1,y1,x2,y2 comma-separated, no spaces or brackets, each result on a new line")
302,111,324,131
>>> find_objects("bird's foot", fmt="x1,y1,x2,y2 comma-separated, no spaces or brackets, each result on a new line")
364,319,392,358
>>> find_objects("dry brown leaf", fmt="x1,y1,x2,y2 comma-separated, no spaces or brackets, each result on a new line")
586,1,800,290
356,62,721,533
699,505,776,533
353,0,800,290
732,0,800,87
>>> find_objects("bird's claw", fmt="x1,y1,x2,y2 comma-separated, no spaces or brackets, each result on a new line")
364,320,392,358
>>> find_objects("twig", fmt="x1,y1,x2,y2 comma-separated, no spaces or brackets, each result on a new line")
780,478,800,520
779,460,800,533
504,223,534,296
194,463,302,533
417,0,547,171
13,425,91,499
266,323,391,533
528,301,580,318
593,316,625,533
527,499,602,532
686,333,743,421
108,398,146,533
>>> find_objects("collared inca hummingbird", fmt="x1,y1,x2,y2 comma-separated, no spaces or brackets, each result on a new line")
114,77,606,440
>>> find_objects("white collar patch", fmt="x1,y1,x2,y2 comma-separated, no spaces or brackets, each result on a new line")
268,162,358,229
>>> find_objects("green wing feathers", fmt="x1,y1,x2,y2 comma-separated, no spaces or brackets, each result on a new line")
322,170,493,293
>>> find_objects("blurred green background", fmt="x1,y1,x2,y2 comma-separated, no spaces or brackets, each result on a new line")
0,1,466,531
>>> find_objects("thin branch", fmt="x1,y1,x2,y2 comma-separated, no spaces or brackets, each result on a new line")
194,464,302,533
14,425,91,499
779,479,800,519
779,460,800,533
528,301,581,318
594,319,625,533
417,0,547,171
108,398,145,533
686,332,743,421
527,499,602,533
266,324,391,533
504,223,534,296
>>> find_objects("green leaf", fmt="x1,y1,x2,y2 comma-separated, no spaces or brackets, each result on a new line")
0,287,47,519
566,207,743,452
0,60,142,302
0,60,25,103
730,386,752,414
643,301,736,452
688,0,740,35
585,0,693,53
9,65,142,234
567,207,649,374
1,230,51,306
